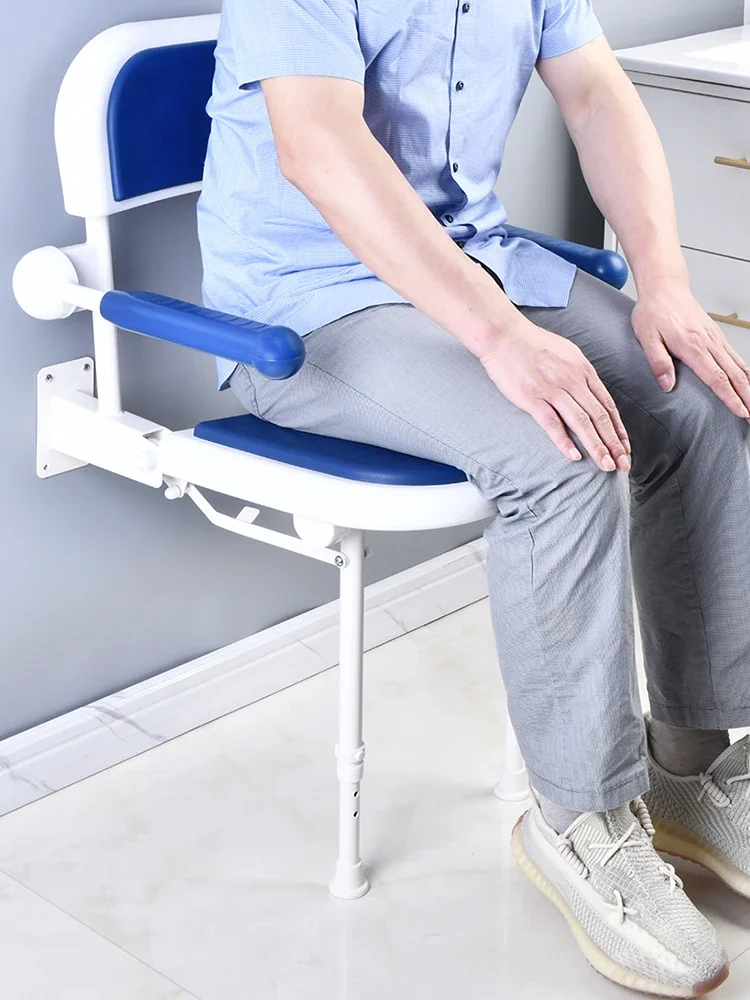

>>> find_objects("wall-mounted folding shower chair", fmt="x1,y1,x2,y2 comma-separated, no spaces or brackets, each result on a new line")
12,15,629,899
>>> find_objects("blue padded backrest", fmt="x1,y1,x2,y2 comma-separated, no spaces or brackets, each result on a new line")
107,41,216,202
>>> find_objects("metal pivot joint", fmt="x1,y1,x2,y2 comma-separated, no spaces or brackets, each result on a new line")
336,742,366,783
163,481,350,568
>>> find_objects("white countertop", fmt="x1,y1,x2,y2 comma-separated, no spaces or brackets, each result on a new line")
616,25,750,88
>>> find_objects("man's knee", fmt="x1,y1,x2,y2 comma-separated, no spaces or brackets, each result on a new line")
652,361,747,455
479,428,630,525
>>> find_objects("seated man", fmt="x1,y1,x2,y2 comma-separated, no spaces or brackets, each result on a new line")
198,1,750,994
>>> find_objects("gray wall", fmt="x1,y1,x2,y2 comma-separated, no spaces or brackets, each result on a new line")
0,0,742,740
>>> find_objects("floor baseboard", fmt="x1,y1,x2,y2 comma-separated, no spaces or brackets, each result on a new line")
0,539,488,817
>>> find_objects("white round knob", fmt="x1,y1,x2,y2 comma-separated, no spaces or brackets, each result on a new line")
12,247,79,320
293,515,342,546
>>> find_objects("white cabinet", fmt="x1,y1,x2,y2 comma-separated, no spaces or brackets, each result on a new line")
607,27,750,362
636,86,750,262
682,248,750,359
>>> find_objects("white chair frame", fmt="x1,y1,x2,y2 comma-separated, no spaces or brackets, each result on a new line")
13,15,531,900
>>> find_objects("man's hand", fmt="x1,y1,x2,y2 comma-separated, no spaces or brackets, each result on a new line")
540,40,750,424
632,282,750,420
480,318,631,472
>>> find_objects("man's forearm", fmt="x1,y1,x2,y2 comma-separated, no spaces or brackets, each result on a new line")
538,38,750,419
261,74,632,470
266,78,521,359
541,38,688,295
573,87,687,292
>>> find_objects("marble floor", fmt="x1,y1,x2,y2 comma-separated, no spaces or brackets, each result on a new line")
1,598,750,999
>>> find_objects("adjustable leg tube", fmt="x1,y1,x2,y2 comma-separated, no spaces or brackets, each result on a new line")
329,529,370,899
494,710,530,802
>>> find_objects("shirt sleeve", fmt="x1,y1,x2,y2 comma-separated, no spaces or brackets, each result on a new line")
225,0,366,90
539,0,603,61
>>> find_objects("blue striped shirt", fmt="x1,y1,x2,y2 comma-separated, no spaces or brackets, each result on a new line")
198,0,603,388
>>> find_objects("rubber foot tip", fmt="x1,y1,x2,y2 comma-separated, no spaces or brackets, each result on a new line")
494,773,530,802
329,861,370,899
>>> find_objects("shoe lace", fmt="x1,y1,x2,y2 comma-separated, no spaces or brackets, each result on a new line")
698,769,750,807
556,798,683,924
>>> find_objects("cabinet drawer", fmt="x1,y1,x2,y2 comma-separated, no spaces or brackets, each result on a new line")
684,247,750,363
636,85,750,261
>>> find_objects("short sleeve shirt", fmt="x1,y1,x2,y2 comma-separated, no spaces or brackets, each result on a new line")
198,0,603,387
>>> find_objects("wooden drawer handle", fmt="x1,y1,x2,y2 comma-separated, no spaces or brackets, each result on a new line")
708,311,750,330
714,156,750,170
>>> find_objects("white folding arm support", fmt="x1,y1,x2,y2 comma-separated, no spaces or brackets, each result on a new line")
14,240,359,567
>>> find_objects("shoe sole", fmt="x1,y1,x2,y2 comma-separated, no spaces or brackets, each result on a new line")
653,816,750,900
511,814,729,998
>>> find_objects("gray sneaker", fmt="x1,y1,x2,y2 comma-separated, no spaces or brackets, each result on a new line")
646,727,750,899
512,795,729,996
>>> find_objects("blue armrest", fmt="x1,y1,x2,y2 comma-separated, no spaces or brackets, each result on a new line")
505,225,629,291
99,290,305,380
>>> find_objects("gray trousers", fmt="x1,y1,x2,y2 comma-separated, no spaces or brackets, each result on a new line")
230,269,750,811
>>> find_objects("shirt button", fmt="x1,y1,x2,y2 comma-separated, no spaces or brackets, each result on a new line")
455,81,465,92
452,162,459,173
444,215,454,224
462,2,470,11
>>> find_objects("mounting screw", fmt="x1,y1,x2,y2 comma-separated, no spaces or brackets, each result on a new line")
44,373,53,382
83,362,91,372
43,464,49,471
334,554,346,568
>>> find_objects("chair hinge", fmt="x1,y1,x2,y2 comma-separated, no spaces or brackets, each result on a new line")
165,481,349,567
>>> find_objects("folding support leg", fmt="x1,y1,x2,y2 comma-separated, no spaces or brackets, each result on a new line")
329,528,370,899
494,709,530,802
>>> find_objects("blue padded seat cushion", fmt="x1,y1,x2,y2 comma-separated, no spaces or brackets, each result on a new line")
193,414,468,486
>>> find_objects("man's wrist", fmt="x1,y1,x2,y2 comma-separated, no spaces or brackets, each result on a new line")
472,316,531,364
618,221,689,297
457,264,530,359
457,297,521,360
466,326,506,363
634,265,690,298
630,244,690,298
